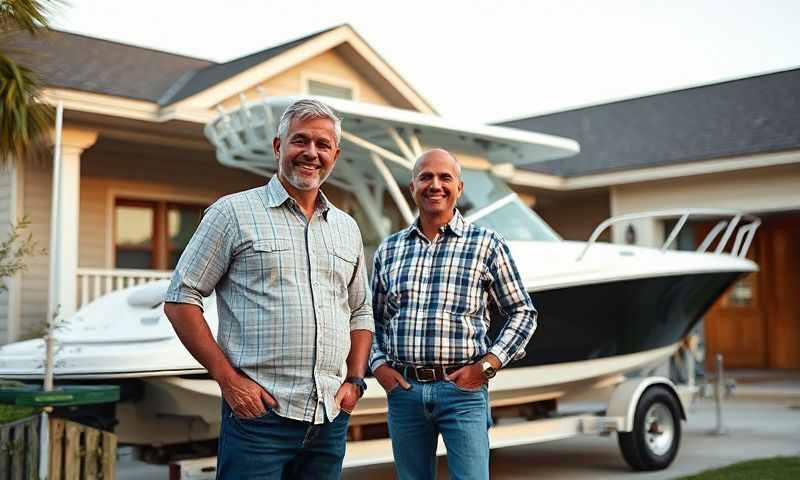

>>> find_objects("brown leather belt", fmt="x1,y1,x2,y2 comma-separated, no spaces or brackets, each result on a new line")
391,362,466,383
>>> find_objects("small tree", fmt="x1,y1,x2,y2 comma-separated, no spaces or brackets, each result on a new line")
0,216,41,290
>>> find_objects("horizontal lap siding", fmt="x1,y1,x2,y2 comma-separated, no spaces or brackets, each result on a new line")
0,168,11,341
19,161,51,339
79,179,106,268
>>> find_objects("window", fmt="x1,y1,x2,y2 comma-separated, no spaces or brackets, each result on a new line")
115,199,206,270
307,79,354,100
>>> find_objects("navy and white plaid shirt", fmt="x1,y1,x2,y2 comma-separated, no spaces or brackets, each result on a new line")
369,210,537,371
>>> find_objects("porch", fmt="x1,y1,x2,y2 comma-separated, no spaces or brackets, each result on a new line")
12,124,268,337
76,268,172,309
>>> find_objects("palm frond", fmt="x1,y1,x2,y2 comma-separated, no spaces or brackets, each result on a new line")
0,0,64,165
0,0,59,34
0,51,52,166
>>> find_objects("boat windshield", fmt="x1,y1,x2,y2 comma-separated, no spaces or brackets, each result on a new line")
459,168,561,242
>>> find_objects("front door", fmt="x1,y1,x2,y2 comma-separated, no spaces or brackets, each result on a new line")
702,211,800,369
760,213,800,368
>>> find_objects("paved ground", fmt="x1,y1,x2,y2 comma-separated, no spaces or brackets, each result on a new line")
341,396,800,480
119,394,800,479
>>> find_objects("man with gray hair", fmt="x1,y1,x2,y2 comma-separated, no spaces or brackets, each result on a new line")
165,98,374,479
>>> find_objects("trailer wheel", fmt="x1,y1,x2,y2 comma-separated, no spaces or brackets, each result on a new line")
617,385,681,471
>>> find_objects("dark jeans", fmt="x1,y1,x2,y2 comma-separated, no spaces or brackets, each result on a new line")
217,400,350,479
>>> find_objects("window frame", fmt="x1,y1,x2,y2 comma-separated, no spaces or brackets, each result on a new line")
109,192,211,270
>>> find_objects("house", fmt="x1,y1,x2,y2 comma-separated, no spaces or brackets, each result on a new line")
2,24,795,374
0,24,438,343
498,69,800,370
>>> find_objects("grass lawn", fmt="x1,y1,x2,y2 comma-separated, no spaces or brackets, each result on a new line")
0,404,39,424
676,456,800,480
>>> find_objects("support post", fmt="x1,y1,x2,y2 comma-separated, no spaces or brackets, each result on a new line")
709,353,728,435
686,340,695,389
336,160,390,239
49,127,98,320
369,153,415,226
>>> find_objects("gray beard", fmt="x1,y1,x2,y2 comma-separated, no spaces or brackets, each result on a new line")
284,168,331,191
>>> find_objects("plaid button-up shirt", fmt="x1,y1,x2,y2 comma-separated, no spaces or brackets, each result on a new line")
369,210,537,372
165,176,373,424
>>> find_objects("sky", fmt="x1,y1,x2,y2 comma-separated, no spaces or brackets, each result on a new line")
51,0,800,124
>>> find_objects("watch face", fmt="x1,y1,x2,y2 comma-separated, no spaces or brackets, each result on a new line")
482,362,497,379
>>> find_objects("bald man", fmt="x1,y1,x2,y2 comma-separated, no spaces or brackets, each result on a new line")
369,149,537,480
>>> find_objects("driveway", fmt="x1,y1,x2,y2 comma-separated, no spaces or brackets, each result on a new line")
342,396,800,479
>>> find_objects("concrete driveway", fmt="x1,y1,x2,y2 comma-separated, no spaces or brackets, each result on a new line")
342,396,800,480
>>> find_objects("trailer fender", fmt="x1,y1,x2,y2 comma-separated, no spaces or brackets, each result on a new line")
606,377,686,432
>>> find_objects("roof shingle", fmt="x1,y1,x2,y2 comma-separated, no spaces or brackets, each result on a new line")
162,25,340,105
5,25,342,105
6,29,213,102
498,68,800,176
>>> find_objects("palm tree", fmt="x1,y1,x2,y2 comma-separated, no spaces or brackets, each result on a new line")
0,0,61,166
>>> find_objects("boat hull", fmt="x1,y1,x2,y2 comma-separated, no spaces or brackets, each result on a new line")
505,271,741,368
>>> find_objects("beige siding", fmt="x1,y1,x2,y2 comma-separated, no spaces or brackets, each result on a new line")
0,167,12,341
79,178,107,268
19,160,51,338
532,190,611,241
612,163,800,213
610,162,800,245
221,50,395,110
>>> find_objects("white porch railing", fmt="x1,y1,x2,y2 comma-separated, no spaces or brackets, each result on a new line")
76,268,173,308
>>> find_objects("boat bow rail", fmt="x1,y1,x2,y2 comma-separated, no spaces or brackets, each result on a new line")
577,209,761,261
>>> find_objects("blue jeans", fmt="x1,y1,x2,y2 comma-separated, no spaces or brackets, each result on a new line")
217,400,349,479
387,379,492,480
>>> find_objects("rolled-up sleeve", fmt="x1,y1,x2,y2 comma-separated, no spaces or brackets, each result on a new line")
164,201,235,309
347,242,374,333
486,236,538,367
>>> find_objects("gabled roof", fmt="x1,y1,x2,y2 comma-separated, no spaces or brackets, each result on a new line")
498,68,800,177
7,24,435,115
160,26,340,105
6,29,213,102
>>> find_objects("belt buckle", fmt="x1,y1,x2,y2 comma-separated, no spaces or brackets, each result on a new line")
417,367,436,382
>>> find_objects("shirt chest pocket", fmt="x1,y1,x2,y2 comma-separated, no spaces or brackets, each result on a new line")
330,246,358,289
247,238,292,284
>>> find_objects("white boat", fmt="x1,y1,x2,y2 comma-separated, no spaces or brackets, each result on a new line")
0,97,758,447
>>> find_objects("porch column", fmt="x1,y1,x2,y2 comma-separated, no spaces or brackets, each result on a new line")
53,128,98,318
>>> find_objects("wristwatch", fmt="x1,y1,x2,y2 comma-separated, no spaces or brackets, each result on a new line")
481,361,497,380
345,377,367,397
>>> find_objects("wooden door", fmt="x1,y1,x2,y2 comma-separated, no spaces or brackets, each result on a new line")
702,234,767,369
702,212,800,369
761,214,800,368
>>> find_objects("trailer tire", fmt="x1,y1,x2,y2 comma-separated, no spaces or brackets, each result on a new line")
617,385,681,471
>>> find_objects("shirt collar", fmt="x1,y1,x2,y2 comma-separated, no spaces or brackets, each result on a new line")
404,209,466,239
265,175,331,220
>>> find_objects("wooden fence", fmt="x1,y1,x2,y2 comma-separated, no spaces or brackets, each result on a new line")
0,415,39,480
49,418,116,480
